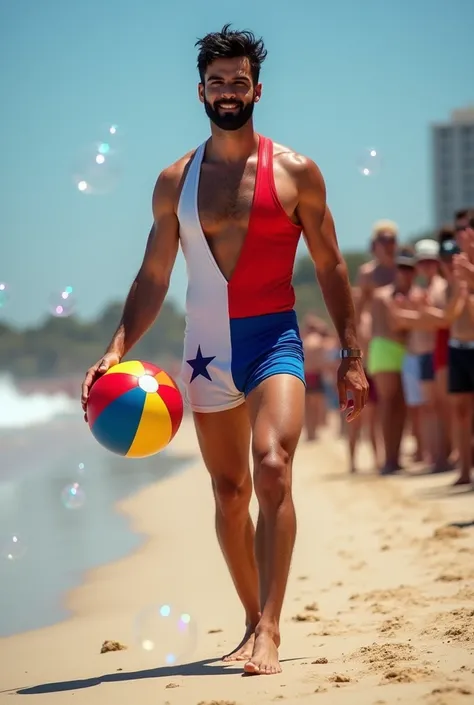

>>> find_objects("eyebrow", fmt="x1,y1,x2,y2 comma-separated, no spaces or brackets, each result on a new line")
206,74,251,82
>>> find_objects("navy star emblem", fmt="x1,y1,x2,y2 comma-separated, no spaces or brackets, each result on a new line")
186,345,216,383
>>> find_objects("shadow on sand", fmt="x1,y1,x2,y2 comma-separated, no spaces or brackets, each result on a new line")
11,656,306,695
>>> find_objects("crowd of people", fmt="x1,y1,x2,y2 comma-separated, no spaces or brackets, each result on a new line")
302,209,474,486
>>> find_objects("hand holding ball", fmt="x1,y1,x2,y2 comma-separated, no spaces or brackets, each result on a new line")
86,361,183,458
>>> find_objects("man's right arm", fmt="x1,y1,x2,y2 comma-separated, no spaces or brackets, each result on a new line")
105,168,180,359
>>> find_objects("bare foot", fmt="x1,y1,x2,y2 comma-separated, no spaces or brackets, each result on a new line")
222,626,255,662
452,475,472,487
244,631,281,675
379,462,400,476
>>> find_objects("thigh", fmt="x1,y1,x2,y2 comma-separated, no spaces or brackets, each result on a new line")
374,371,402,401
247,374,305,461
193,404,251,484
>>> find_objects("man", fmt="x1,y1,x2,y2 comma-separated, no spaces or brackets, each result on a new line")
368,248,416,473
301,314,328,441
407,239,444,469
356,219,398,319
346,287,381,473
81,25,368,675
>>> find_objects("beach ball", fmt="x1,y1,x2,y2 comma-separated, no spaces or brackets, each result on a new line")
87,361,183,458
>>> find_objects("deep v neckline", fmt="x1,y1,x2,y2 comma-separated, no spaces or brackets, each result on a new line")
193,135,262,285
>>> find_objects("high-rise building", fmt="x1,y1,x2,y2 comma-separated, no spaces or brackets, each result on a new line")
432,107,474,227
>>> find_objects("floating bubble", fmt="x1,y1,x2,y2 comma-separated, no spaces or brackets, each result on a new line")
73,131,121,195
357,147,382,177
61,482,86,510
135,603,197,664
0,282,9,309
77,462,86,475
1,534,27,562
49,288,76,317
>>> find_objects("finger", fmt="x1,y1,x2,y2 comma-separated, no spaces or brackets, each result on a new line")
98,359,109,372
346,389,363,422
81,369,96,408
337,379,348,411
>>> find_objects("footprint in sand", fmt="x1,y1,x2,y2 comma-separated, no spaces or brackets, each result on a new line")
432,525,465,540
208,628,223,634
329,674,351,683
348,642,417,673
292,612,320,623
422,608,474,643
423,686,472,705
350,585,427,608
381,666,434,684
379,616,409,635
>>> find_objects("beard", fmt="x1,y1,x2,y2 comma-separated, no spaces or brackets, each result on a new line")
204,98,255,131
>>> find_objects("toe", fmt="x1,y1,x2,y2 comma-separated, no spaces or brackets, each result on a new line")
244,660,259,675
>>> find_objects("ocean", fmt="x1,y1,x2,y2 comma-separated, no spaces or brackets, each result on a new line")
0,375,189,637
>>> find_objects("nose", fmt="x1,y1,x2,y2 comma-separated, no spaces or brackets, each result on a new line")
220,85,237,99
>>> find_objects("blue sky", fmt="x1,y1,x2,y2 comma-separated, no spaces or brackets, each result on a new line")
1,0,473,326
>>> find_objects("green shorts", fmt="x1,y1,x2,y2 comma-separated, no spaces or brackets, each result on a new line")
367,337,406,375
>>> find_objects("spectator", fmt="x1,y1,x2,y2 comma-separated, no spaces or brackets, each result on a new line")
368,247,416,474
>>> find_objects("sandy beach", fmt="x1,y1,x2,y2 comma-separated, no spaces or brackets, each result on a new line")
1,415,473,705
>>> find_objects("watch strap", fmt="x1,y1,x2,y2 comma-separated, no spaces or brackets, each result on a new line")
340,348,362,359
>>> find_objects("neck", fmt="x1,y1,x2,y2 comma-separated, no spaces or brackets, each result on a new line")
206,121,258,163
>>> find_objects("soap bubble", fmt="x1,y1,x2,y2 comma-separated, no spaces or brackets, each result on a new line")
49,287,76,317
1,534,27,562
0,283,10,309
135,603,197,665
357,147,382,177
61,482,86,510
73,125,121,195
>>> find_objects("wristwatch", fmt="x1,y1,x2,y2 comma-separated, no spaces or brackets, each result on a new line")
340,348,362,359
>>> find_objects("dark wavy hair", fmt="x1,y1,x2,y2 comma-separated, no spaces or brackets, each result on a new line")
195,24,267,85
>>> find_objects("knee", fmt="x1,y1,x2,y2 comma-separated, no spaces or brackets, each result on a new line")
212,473,252,518
253,443,292,509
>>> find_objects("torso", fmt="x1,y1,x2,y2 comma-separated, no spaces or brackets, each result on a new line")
372,284,407,344
359,261,396,296
196,140,299,282
451,296,474,341
176,135,304,319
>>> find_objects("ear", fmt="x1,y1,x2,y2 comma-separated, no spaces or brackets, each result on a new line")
198,82,205,104
253,82,262,103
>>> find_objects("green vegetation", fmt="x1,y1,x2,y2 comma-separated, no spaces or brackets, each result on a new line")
0,251,369,379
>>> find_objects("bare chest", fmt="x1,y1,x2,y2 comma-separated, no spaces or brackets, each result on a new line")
195,158,298,281
198,162,257,237
372,265,396,288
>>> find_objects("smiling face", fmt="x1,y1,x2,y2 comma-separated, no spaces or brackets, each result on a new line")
198,56,262,131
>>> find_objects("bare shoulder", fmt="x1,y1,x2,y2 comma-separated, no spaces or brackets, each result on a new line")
152,148,197,211
357,259,376,287
271,140,325,192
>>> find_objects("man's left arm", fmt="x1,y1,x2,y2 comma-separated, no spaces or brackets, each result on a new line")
294,156,368,419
